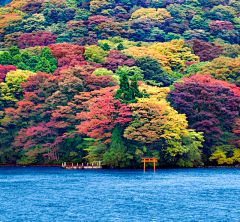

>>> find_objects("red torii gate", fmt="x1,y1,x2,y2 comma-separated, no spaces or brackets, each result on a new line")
141,157,158,173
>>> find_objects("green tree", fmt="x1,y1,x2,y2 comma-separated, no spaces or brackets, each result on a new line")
101,43,111,51
50,64,58,73
35,57,51,73
114,71,143,104
41,47,54,60
190,15,204,29
93,68,114,76
92,68,118,81
0,88,4,111
0,52,12,65
26,56,40,72
117,43,124,51
9,46,20,57
116,66,144,81
174,130,204,167
136,42,142,47
164,32,182,41
209,145,240,165
20,13,47,33
131,74,143,99
12,54,22,66
74,8,92,21
209,5,237,22
135,56,173,86
21,51,31,64
103,126,130,168
17,62,28,70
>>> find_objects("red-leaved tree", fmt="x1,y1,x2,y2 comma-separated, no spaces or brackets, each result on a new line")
17,31,57,49
58,55,86,67
48,43,85,60
76,89,132,143
101,50,135,71
0,65,17,83
9,65,118,161
167,74,240,156
186,39,222,61
209,21,234,31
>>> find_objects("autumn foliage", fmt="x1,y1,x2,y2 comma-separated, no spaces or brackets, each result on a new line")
48,43,85,60
2,0,240,167
167,74,240,157
17,31,57,49
0,65,17,83
186,39,223,62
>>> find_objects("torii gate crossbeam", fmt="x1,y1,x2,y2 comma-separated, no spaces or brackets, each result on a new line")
141,158,158,173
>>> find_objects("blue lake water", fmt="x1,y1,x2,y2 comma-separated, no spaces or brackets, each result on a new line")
0,167,239,222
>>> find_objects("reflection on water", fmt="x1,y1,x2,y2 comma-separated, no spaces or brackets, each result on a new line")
0,167,239,221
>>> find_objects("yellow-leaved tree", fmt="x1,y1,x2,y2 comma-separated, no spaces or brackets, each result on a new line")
209,146,240,165
124,39,199,71
123,84,204,167
130,8,172,23
0,69,36,106
150,39,199,71
90,0,115,13
123,46,170,68
124,84,189,144
196,56,240,84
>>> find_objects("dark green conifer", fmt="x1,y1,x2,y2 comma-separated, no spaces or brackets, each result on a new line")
117,43,124,50
136,41,142,47
114,71,143,104
41,47,54,60
135,56,173,86
101,43,111,51
0,88,4,112
50,65,57,73
131,74,143,99
103,126,128,168
49,58,57,67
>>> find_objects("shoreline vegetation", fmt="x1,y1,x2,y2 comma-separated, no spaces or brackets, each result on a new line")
1,0,240,168
1,164,240,168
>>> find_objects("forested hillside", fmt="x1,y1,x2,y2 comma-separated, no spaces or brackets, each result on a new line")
1,0,240,167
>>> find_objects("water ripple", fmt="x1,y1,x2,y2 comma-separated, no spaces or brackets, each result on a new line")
0,167,239,221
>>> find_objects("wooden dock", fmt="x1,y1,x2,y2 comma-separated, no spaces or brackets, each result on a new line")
61,161,103,169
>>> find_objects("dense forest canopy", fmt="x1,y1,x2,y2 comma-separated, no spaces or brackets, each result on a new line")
1,0,240,167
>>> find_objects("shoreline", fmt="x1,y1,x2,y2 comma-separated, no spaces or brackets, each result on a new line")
0,164,61,167
0,164,240,168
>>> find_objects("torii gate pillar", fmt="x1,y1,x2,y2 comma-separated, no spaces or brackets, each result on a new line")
141,158,158,173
